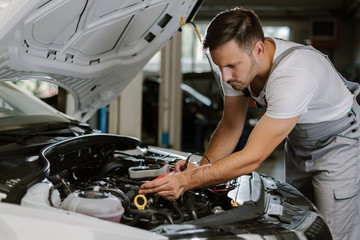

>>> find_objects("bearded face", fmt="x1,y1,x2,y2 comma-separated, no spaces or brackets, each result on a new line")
210,39,261,91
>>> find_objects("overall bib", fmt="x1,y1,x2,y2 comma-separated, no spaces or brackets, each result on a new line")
278,46,360,240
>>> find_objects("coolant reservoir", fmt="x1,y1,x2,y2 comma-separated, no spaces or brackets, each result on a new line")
62,190,124,223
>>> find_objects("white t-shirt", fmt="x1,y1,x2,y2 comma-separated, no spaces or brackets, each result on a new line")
222,38,354,123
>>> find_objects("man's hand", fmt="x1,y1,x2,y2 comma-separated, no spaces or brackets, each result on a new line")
174,159,198,172
139,172,187,200
138,158,200,200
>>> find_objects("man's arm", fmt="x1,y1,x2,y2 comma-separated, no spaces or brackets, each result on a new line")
174,95,248,172
140,112,300,200
199,95,249,165
191,114,300,186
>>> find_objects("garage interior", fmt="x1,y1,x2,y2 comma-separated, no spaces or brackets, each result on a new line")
2,1,360,238
45,0,360,180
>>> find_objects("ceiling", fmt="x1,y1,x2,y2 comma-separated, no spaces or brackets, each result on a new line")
196,0,360,20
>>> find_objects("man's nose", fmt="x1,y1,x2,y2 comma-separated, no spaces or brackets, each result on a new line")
221,69,232,82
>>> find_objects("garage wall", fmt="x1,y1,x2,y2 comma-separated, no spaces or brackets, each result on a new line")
262,17,358,73
332,18,358,72
108,71,143,140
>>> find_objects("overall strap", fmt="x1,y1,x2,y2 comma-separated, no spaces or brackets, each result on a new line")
241,45,310,98
270,45,360,97
269,45,312,75
242,44,360,99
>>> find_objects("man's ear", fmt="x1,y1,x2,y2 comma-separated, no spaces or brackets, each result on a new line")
252,41,265,59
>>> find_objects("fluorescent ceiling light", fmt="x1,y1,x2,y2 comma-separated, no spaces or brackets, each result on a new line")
0,0,13,9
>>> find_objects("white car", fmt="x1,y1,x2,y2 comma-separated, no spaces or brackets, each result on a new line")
0,1,332,239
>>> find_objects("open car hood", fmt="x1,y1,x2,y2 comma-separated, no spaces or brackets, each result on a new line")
0,0,202,121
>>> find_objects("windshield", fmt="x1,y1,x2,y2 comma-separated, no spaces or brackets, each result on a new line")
0,81,60,119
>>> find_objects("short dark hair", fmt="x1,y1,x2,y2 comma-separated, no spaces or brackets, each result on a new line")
202,7,264,54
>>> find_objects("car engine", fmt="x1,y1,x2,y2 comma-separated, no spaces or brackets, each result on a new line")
13,134,332,239
18,134,232,229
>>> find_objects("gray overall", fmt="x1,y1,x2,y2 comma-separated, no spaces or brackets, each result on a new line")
275,46,360,240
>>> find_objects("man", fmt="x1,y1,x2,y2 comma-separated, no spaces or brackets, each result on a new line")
140,7,360,240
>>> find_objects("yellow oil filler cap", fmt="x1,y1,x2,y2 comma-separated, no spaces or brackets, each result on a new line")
134,194,147,210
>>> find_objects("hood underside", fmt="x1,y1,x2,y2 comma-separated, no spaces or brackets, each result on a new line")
0,0,202,121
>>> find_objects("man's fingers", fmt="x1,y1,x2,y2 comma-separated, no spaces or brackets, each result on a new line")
157,187,183,200
174,160,186,172
138,173,183,200
139,177,169,194
157,191,178,200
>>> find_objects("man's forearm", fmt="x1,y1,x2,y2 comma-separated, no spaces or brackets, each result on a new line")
184,149,261,190
201,121,243,165
200,95,248,166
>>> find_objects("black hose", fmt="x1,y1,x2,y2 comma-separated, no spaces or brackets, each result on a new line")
154,210,174,224
186,197,198,220
171,201,185,223
126,212,148,226
127,208,175,225
126,188,139,201
99,187,131,210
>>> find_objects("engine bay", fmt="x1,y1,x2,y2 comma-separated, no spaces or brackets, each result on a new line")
9,134,332,239
21,134,234,229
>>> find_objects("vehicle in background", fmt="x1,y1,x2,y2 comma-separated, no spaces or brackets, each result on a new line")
142,72,261,153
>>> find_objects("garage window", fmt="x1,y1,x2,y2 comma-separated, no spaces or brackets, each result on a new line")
144,24,291,74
